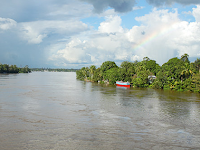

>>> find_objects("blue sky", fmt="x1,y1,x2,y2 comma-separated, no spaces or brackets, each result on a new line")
0,0,200,68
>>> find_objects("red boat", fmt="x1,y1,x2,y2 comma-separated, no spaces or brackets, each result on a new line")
116,81,131,88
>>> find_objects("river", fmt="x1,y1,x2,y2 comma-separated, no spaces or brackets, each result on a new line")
0,72,200,150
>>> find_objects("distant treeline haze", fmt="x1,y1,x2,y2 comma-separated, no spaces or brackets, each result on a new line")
76,54,200,93
0,64,31,73
31,68,78,72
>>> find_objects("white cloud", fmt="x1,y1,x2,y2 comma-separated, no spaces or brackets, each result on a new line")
135,8,179,26
170,21,200,57
193,5,200,22
20,25,47,44
127,7,200,64
49,15,132,66
50,38,88,64
47,1,93,19
98,9,118,17
98,15,124,33
2,1,199,68
132,6,144,11
49,8,200,67
19,20,88,44
0,17,17,30
182,11,192,15
131,55,141,61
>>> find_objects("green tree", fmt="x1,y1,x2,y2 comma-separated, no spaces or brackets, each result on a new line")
120,61,135,82
181,53,190,63
89,65,96,81
13,65,19,73
152,57,184,89
193,58,200,73
75,55,199,92
93,68,102,82
141,57,160,75
191,73,200,92
100,61,118,79
162,57,185,80
76,67,89,80
104,67,121,85
146,60,160,75
132,65,150,88
180,63,193,81
143,57,150,62
152,68,169,89
9,65,19,73
0,64,3,73
3,64,9,73
19,65,31,73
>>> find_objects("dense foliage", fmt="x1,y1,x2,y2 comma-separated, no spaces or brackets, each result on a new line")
0,64,31,73
76,54,200,93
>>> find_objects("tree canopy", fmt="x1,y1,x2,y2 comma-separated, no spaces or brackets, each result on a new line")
76,54,200,93
0,64,31,73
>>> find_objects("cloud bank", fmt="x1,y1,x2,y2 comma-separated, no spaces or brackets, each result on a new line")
81,0,200,13
0,0,200,68
80,0,136,13
0,17,16,30
51,6,200,67
146,0,200,6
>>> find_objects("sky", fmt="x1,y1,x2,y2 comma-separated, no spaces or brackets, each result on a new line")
0,0,200,68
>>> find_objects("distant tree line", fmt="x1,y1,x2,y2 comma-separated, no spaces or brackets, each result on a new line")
76,54,200,93
0,64,31,73
31,68,79,72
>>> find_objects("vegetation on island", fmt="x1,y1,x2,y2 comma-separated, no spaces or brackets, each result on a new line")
31,68,78,72
76,54,200,93
0,64,31,73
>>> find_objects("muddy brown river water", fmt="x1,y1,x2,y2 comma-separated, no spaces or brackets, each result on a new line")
0,72,200,150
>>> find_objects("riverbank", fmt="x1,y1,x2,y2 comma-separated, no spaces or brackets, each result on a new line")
76,55,200,93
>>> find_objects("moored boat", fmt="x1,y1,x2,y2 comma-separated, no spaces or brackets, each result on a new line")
116,81,130,87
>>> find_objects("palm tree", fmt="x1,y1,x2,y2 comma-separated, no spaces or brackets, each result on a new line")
181,63,193,81
89,65,96,80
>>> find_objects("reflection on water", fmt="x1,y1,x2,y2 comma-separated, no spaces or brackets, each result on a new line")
0,72,200,149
